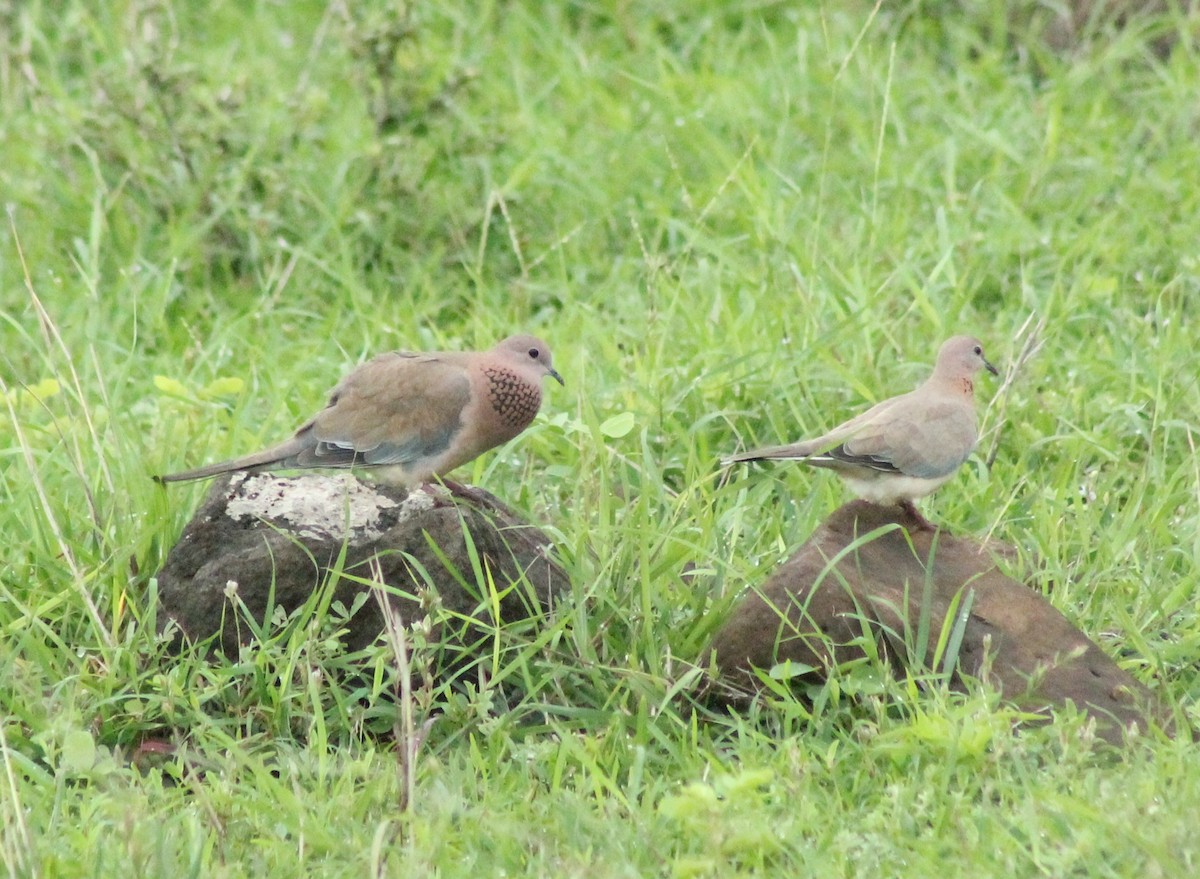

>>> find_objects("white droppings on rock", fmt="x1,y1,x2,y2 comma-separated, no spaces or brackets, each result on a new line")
224,473,432,543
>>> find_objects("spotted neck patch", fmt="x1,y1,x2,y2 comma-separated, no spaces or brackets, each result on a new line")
484,366,541,427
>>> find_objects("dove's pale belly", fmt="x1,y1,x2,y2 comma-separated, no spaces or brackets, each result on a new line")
838,471,956,505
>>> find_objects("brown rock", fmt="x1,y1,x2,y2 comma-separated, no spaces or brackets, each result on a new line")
155,473,569,667
707,501,1179,745
1039,0,1194,56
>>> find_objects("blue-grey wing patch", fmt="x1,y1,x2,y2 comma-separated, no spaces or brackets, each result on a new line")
357,422,460,465
820,444,902,473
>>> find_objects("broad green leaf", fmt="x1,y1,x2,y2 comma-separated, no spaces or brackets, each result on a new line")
23,378,61,402
154,375,190,397
204,376,245,397
599,412,635,439
60,728,96,773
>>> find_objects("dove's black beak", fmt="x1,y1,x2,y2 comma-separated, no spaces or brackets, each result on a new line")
549,368,565,386
985,358,999,377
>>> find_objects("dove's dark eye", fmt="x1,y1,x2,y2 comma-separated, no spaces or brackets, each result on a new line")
528,348,540,359
973,346,982,356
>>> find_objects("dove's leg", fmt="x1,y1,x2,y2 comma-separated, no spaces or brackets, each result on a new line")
442,479,492,505
898,499,936,532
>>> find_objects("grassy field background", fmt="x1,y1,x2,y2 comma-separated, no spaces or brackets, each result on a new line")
3,1,1200,875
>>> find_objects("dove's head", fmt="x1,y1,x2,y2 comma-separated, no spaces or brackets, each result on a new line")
495,334,565,386
935,335,999,382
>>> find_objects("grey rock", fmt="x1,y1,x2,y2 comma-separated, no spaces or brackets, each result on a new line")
155,473,569,664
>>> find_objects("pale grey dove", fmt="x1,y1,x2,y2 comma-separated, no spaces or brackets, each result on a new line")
157,334,564,488
723,335,997,526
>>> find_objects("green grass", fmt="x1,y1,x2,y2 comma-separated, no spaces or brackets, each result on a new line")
3,0,1200,875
